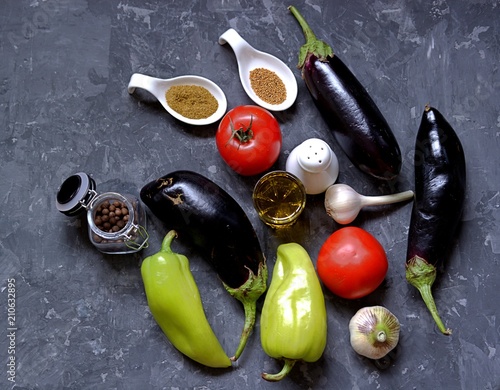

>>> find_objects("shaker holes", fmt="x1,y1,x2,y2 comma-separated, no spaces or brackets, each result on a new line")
306,145,325,164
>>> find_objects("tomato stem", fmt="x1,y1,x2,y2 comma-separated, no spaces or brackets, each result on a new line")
227,115,254,145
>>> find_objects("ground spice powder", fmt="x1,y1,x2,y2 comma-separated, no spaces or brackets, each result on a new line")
165,85,218,119
249,68,287,105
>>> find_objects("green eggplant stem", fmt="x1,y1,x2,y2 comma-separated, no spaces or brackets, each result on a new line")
230,299,256,361
224,262,268,361
406,255,452,335
262,358,296,382
288,5,333,67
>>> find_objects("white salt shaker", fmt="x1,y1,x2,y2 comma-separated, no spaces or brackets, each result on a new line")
285,138,339,195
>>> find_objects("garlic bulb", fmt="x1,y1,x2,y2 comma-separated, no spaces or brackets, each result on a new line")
324,184,414,224
349,306,400,360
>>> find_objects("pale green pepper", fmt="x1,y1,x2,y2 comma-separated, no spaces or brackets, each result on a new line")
260,243,327,381
141,230,231,368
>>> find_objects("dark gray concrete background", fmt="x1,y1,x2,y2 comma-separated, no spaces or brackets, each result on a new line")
1,0,499,389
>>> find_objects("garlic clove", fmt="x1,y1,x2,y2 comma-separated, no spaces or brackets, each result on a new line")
349,306,400,360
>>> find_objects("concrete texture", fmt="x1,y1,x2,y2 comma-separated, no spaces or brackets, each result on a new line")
1,0,499,389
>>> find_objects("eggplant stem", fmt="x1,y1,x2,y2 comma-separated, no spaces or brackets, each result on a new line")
230,299,256,361
224,262,268,361
288,6,317,45
288,5,333,67
262,358,296,382
406,256,452,335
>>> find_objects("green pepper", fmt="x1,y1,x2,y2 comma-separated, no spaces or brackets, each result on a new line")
260,243,327,381
141,230,231,368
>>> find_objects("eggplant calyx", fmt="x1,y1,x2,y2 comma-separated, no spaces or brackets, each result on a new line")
405,255,452,335
262,358,296,382
224,261,268,361
288,5,333,68
227,116,254,146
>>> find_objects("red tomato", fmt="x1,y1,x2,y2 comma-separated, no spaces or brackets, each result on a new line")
216,105,282,176
317,227,388,299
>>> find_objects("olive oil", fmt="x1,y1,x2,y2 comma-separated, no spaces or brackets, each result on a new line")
253,171,306,228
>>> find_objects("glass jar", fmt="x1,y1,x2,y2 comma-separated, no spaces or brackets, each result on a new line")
55,172,149,254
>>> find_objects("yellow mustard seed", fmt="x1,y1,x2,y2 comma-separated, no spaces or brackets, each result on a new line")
249,68,287,105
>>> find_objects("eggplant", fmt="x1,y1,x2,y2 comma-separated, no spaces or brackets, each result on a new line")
406,105,466,335
140,170,267,360
288,6,402,180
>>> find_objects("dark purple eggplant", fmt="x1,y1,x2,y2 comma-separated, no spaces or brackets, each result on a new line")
406,105,466,335
288,6,401,180
140,170,267,360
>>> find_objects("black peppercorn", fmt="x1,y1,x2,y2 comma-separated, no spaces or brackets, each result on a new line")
93,199,129,233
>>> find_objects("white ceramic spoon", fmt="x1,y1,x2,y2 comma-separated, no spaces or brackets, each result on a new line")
219,28,298,111
127,72,227,125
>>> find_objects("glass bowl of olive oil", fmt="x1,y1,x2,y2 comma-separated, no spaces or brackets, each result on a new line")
252,171,307,228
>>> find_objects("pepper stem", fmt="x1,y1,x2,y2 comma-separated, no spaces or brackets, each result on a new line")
406,255,452,335
288,5,333,67
262,358,296,382
160,230,177,253
224,261,268,361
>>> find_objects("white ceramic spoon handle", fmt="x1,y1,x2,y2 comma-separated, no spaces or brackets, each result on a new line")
127,73,160,95
218,28,254,58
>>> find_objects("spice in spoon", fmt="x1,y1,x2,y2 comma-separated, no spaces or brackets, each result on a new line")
250,67,286,105
166,85,218,120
